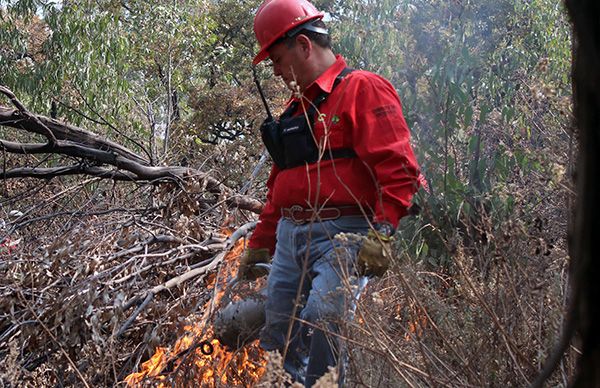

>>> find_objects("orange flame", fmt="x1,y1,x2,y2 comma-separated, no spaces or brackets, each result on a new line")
125,227,267,387
401,302,428,341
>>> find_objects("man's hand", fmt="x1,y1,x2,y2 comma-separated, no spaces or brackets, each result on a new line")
357,227,394,277
238,248,271,280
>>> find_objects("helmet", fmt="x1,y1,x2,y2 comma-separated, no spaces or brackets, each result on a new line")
252,0,325,65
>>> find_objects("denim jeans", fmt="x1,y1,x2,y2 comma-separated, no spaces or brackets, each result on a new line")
259,216,369,387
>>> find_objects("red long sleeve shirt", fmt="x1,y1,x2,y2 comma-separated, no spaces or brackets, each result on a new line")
248,55,421,253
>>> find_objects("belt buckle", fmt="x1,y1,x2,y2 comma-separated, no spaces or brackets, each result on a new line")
289,205,306,225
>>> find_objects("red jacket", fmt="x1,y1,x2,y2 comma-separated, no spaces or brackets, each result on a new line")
249,55,421,253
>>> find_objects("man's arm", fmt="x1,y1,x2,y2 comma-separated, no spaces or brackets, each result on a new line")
349,72,421,228
247,164,280,254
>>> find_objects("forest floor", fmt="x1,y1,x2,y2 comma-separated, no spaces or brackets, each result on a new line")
0,155,576,387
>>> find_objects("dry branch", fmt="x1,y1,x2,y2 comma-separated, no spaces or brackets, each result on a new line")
0,86,57,145
0,104,143,163
1,165,139,180
115,222,257,338
0,86,264,213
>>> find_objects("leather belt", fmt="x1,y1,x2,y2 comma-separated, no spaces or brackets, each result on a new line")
280,205,371,225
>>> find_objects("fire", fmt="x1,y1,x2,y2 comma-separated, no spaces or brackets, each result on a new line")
399,302,428,341
125,228,267,387
124,348,168,384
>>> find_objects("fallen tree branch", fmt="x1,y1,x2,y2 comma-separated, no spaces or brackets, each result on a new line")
115,222,257,338
115,254,224,338
0,105,144,164
0,137,189,181
0,87,264,213
0,86,57,145
0,165,138,180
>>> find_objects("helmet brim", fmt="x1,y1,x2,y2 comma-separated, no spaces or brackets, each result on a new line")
253,49,269,66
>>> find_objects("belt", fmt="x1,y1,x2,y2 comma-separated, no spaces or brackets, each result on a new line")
280,205,371,225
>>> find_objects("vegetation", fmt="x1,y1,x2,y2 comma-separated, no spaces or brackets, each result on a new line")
0,0,577,386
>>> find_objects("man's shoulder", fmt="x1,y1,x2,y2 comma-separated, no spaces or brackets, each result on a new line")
342,69,398,97
345,69,394,88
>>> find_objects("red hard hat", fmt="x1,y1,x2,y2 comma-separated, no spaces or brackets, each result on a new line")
252,0,324,65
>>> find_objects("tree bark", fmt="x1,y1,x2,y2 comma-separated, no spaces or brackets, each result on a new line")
0,106,148,165
565,0,600,385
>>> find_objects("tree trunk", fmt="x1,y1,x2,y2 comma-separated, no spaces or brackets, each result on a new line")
565,0,600,385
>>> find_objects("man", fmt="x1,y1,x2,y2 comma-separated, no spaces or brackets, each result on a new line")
238,0,422,386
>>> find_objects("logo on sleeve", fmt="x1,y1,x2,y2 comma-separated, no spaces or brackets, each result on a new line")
372,105,397,118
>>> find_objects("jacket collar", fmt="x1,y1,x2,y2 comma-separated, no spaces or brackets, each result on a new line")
289,55,348,103
313,54,348,94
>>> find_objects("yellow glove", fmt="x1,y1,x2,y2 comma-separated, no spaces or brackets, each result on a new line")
238,248,271,280
357,229,393,277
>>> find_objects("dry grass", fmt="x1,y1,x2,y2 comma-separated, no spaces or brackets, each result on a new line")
0,98,575,387
0,165,575,387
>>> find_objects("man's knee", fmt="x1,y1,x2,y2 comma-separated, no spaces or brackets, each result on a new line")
301,293,345,324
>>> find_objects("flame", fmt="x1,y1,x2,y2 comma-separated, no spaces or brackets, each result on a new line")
124,347,168,385
125,227,267,387
400,302,428,341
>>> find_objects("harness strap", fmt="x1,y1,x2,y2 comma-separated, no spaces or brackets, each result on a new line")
322,148,357,160
280,67,355,121
280,67,357,163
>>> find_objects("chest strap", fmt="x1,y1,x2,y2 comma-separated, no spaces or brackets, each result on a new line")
280,67,355,121
279,67,357,165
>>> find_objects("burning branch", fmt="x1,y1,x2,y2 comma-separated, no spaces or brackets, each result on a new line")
116,222,258,339
123,221,267,387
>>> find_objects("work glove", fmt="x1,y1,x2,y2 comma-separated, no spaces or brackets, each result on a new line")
357,225,394,277
238,248,271,280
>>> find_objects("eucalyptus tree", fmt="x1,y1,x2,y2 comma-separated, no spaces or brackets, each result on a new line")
1,0,262,163
321,0,571,259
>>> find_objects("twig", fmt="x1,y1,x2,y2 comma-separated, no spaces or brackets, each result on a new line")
113,253,213,285
115,292,155,338
56,94,153,163
0,320,37,343
240,149,269,195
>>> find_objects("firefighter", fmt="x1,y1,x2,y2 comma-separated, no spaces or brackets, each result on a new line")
238,0,422,385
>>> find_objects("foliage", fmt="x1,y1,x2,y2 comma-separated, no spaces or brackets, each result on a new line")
322,0,572,263
1,0,269,169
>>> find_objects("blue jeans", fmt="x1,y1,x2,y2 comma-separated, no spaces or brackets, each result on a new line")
259,216,369,387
